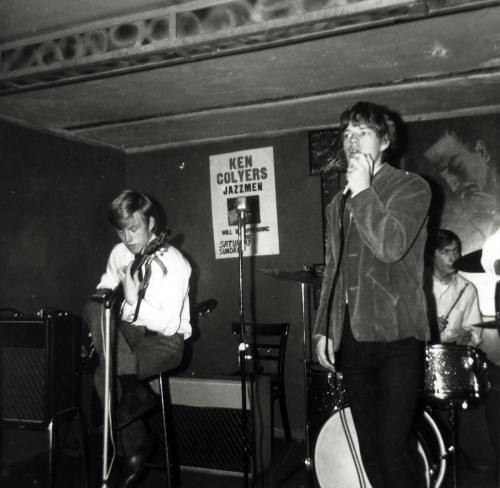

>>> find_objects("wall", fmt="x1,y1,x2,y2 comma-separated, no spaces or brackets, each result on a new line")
126,132,325,438
0,122,326,439
0,120,126,316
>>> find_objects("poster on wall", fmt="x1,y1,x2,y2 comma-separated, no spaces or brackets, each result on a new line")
209,146,280,259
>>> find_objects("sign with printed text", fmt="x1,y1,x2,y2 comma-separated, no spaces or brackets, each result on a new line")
210,147,280,259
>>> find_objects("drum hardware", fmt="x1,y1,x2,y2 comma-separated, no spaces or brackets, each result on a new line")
258,268,323,289
423,344,492,488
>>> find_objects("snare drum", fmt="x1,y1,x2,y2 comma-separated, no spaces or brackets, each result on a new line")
308,363,348,413
314,407,447,488
424,344,490,407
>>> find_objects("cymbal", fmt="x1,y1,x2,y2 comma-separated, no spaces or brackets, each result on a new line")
453,249,484,273
471,321,498,329
258,269,323,288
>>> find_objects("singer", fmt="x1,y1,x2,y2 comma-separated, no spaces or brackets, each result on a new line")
313,102,431,488
83,190,191,488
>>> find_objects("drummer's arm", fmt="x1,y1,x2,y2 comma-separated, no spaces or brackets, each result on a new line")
461,286,482,346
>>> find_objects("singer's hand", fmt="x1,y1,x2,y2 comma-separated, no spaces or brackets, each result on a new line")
118,262,140,306
316,335,336,372
346,151,374,195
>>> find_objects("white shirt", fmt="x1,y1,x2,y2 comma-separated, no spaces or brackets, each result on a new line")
97,238,192,339
426,270,482,346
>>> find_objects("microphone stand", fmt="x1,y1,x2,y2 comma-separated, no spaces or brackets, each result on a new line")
237,202,251,488
91,288,119,487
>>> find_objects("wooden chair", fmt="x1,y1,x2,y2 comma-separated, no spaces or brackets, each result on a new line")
232,322,291,442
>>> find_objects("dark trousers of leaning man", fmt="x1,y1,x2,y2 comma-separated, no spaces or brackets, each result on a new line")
340,307,424,488
83,301,183,456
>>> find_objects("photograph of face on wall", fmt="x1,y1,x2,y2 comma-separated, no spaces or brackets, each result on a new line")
405,113,500,256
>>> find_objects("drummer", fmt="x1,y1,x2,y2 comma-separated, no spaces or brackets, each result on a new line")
423,228,495,472
423,229,483,346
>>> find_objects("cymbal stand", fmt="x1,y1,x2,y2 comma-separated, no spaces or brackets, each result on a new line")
495,281,500,338
274,282,313,488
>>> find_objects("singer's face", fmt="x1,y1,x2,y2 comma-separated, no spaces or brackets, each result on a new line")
115,211,154,254
342,122,387,167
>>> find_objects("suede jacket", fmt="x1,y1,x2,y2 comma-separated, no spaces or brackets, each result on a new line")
313,163,431,348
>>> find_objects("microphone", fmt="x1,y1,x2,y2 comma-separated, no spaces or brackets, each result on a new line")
236,196,247,251
236,196,247,215
342,184,350,197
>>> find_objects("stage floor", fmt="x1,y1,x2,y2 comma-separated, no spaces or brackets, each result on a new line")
1,427,497,488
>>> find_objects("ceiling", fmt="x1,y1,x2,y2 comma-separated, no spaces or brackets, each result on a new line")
1,1,500,153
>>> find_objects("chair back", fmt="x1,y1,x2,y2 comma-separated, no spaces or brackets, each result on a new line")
231,322,289,378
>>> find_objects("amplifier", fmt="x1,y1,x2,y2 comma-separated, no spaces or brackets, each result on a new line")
148,374,271,485
0,311,81,426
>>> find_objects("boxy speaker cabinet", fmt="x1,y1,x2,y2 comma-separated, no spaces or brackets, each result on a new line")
0,312,81,427
148,374,272,486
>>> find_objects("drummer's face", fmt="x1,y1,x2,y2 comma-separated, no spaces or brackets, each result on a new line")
433,240,461,278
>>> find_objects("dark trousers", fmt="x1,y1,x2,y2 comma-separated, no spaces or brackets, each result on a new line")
339,308,424,488
83,301,184,455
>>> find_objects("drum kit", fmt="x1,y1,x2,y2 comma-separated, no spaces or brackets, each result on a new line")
259,246,499,488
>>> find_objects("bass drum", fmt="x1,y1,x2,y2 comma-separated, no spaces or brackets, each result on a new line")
314,407,447,488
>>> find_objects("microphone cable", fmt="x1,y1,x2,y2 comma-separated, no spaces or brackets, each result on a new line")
323,185,350,366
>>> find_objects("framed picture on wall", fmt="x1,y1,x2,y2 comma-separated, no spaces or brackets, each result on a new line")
309,129,345,244
404,113,500,346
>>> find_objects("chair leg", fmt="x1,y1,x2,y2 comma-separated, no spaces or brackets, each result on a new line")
278,394,292,442
159,374,174,487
